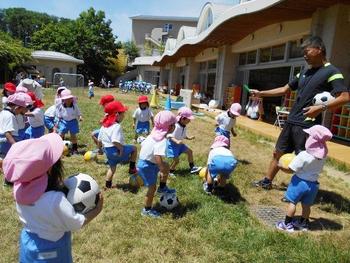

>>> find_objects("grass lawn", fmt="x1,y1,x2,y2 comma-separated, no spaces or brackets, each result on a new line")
1,87,350,263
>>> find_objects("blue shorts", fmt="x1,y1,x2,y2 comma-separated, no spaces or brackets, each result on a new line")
285,175,319,206
208,155,237,179
44,116,55,130
137,159,159,187
20,229,72,263
0,134,21,157
88,90,94,97
136,121,150,134
91,129,100,138
166,140,188,158
57,119,79,135
18,128,27,140
104,145,135,167
25,126,45,139
215,127,230,143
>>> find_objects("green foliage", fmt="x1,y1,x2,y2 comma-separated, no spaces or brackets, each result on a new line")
123,41,140,62
0,31,32,70
143,41,152,56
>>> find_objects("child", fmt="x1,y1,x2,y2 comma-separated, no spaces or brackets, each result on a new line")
203,135,238,195
44,104,57,133
56,89,83,154
137,111,177,218
91,94,115,153
88,80,94,99
132,95,154,143
167,106,201,176
0,93,30,158
215,103,241,145
15,85,30,140
276,125,332,232
24,92,45,139
2,82,16,109
3,133,103,262
55,86,67,106
98,101,138,189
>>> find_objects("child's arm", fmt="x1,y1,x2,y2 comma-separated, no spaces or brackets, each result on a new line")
277,165,294,174
231,128,237,137
132,117,136,129
168,136,183,145
5,131,16,145
24,112,35,117
113,141,124,156
151,116,154,127
83,193,103,226
186,135,195,140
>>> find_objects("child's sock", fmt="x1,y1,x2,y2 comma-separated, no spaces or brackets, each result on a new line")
170,169,175,174
159,182,166,189
189,162,194,169
72,143,78,151
105,180,112,188
284,216,293,225
129,161,136,169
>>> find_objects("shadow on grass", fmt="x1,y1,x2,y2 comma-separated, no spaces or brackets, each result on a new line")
292,216,343,231
155,201,201,219
237,159,251,165
314,189,350,214
114,182,139,194
213,183,246,204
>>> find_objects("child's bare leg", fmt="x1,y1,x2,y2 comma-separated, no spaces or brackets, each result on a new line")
286,203,297,218
130,146,137,162
185,148,194,163
218,176,227,187
145,185,157,207
91,132,99,146
169,157,179,171
105,166,116,189
301,204,311,219
159,162,170,183
70,134,77,144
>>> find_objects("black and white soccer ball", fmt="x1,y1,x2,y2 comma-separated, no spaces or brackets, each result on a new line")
63,140,72,149
312,91,335,106
136,136,146,144
159,192,179,210
64,173,100,214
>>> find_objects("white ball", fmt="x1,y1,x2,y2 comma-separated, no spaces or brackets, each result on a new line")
312,91,335,106
63,140,72,149
159,192,179,210
136,136,146,144
64,173,100,214
208,100,219,109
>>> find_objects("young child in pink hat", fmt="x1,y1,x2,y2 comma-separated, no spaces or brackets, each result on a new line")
276,125,332,232
56,89,83,154
215,103,242,146
24,92,45,139
166,106,201,176
3,133,103,262
137,110,177,218
203,135,238,195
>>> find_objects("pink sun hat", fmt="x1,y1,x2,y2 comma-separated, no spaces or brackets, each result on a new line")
211,135,230,148
303,125,332,159
15,85,28,93
7,92,31,108
229,103,241,117
151,110,176,142
60,89,74,100
176,106,194,122
3,133,64,205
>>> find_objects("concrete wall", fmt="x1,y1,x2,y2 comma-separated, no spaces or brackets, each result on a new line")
31,59,79,82
194,47,218,62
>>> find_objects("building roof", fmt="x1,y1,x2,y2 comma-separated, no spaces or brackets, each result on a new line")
153,0,350,66
130,15,198,22
31,50,84,64
132,56,162,66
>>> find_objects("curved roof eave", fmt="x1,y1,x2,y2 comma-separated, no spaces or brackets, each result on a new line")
32,51,84,64
153,0,349,66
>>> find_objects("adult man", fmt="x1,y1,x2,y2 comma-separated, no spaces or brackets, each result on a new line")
251,36,349,190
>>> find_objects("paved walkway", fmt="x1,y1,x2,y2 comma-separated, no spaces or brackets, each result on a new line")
236,116,350,167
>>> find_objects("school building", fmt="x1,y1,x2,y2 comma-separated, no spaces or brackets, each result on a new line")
133,0,350,142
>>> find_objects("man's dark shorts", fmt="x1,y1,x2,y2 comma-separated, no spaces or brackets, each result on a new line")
275,123,307,154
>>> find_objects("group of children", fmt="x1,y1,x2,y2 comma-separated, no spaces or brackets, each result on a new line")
0,87,335,261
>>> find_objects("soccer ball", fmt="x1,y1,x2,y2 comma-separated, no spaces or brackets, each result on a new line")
63,140,72,149
64,173,100,214
136,136,146,144
129,174,144,188
312,91,335,106
83,150,97,161
199,167,207,179
279,153,296,170
160,192,179,210
62,145,69,156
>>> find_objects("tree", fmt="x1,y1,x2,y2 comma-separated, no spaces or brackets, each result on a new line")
123,41,140,62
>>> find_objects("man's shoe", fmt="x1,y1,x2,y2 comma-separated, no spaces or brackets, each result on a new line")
141,208,160,218
253,178,272,190
190,166,202,174
292,219,309,231
276,221,294,232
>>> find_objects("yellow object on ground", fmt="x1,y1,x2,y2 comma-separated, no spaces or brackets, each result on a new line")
129,174,144,188
199,167,207,179
279,153,296,169
150,88,159,108
63,145,69,156
84,151,97,161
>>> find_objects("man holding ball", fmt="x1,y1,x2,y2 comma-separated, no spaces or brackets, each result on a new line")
251,36,349,190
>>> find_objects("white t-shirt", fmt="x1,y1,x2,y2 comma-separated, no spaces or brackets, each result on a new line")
28,108,44,127
0,108,18,136
139,136,167,164
2,96,8,109
132,108,153,123
167,123,187,140
289,151,326,182
44,105,56,118
215,112,236,131
98,123,124,148
56,103,81,121
16,114,26,130
207,146,234,164
16,191,85,242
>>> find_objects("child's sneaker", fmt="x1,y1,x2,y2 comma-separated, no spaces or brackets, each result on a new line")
190,166,202,174
252,178,272,190
128,167,137,175
141,208,160,218
157,185,176,194
292,219,309,231
202,182,212,195
276,221,294,232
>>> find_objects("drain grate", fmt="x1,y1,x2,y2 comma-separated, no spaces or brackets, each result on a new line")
251,205,285,227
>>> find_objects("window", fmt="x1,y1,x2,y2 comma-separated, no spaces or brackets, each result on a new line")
247,50,257,64
271,44,285,61
289,41,303,58
260,47,271,63
163,23,173,32
239,53,247,65
199,62,206,71
208,60,217,70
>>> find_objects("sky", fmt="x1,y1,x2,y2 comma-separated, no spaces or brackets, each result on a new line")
0,0,239,42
